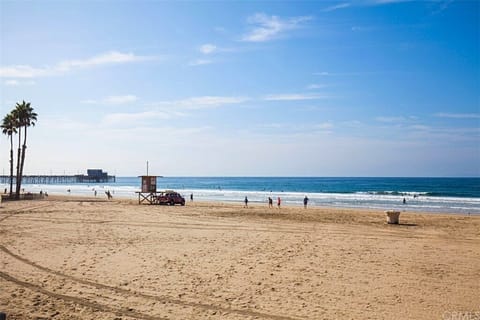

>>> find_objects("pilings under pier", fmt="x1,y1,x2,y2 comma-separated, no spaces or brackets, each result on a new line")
0,175,116,184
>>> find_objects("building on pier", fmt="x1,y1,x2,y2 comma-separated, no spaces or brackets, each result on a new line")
75,169,115,183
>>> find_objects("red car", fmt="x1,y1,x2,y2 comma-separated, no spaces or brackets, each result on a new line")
155,191,185,206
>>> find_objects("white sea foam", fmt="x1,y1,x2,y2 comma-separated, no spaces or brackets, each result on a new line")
4,183,480,214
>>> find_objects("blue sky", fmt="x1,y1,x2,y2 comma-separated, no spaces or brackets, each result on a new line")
0,0,479,176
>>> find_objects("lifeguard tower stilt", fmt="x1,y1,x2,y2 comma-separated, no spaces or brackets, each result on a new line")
137,175,162,204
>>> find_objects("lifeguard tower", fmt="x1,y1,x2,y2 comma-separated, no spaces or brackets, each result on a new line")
137,175,163,204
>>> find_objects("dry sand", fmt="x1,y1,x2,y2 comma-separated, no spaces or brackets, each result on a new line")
0,197,479,319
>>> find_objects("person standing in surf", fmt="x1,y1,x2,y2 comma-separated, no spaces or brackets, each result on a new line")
304,195,309,209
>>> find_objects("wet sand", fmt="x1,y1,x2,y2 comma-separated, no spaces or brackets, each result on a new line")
1,197,479,319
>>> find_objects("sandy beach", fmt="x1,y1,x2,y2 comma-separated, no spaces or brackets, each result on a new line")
0,197,479,320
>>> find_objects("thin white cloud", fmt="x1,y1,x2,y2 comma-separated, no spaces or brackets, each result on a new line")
0,51,154,78
351,26,374,32
82,95,138,105
431,0,454,15
403,125,480,144
323,3,351,12
320,0,416,14
242,13,312,42
214,27,228,34
159,96,249,110
342,120,364,128
103,111,174,126
322,0,440,13
314,71,382,76
4,79,36,86
56,51,149,70
104,95,138,105
81,99,98,105
375,116,419,125
99,125,214,145
38,116,92,133
375,116,406,123
199,44,217,54
259,123,285,129
5,80,19,86
408,124,430,131
306,84,327,90
0,65,48,78
188,59,213,66
370,0,411,4
434,113,480,119
183,96,248,106
316,122,334,130
263,93,327,101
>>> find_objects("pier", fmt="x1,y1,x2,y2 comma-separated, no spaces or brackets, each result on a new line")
0,169,115,184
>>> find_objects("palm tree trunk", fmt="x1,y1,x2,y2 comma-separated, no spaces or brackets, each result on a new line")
18,126,28,197
9,135,14,196
15,128,22,199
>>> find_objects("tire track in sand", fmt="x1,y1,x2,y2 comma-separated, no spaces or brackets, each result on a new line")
9,215,309,234
0,270,168,320
0,245,298,320
0,202,52,222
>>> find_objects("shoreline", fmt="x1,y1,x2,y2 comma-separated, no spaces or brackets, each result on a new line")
22,193,480,216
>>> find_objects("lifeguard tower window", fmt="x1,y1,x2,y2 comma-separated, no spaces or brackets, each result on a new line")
142,176,157,193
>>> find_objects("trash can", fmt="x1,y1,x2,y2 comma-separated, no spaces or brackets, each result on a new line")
385,210,401,224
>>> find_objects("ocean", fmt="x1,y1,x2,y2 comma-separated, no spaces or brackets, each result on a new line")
5,176,479,214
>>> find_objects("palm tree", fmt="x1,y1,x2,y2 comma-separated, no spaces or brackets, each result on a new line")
13,101,37,199
1,113,17,197
11,107,22,199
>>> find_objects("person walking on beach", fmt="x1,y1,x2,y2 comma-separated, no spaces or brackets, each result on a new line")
268,197,273,208
304,195,309,209
244,196,249,208
190,193,193,202
277,197,281,209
